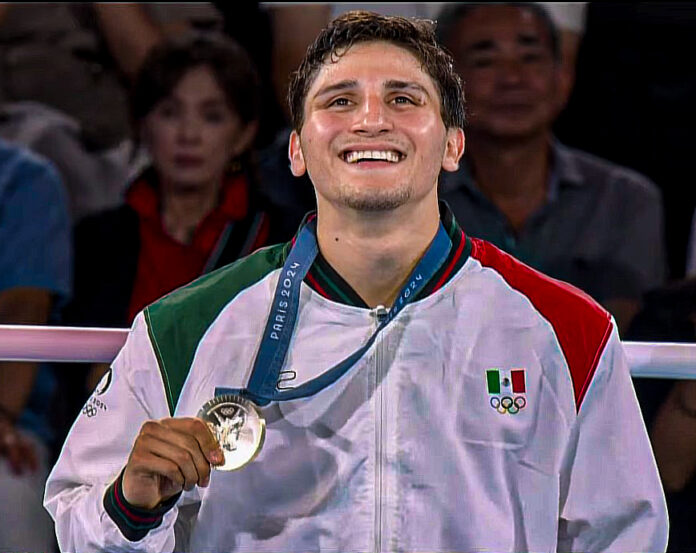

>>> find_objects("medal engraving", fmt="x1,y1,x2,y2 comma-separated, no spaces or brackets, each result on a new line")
198,394,265,471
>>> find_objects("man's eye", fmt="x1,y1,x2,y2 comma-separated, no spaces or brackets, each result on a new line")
393,96,415,105
329,97,351,107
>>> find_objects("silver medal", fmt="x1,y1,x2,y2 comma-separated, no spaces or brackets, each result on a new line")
197,394,265,471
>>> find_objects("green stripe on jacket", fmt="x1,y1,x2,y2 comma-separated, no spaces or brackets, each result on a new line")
144,242,287,415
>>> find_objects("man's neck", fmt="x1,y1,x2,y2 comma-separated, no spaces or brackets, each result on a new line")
315,195,441,309
466,132,552,233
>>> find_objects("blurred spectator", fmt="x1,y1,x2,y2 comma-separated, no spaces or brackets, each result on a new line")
627,280,696,551
686,216,696,277
208,2,284,148
436,3,666,333
62,33,300,401
680,161,696,281
0,3,221,222
537,2,587,99
555,3,696,279
0,138,71,552
0,100,135,223
265,3,331,127
254,128,317,232
0,3,220,149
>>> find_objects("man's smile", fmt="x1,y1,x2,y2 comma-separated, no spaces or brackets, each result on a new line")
339,143,407,166
342,150,405,163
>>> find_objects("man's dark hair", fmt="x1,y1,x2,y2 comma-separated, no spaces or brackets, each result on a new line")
435,3,561,62
131,32,260,126
287,10,466,132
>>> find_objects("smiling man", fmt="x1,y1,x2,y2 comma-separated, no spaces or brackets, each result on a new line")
45,11,667,553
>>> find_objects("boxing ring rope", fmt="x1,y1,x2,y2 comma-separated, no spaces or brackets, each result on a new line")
0,325,128,364
0,324,695,379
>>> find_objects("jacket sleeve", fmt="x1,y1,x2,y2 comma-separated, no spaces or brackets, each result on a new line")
44,312,180,552
557,324,669,553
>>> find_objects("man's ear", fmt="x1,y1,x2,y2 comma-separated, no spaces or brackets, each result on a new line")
441,127,465,172
288,130,306,177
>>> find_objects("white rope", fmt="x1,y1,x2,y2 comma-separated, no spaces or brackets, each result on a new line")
0,325,128,363
0,325,695,379
623,342,696,379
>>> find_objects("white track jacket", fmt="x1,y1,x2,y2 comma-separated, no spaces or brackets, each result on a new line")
45,228,668,553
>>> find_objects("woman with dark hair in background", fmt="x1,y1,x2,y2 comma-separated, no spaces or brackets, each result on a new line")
61,33,299,419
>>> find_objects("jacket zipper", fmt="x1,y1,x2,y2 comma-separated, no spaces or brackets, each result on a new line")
372,305,389,553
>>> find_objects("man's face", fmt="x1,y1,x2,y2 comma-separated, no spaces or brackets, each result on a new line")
448,6,562,140
289,41,463,212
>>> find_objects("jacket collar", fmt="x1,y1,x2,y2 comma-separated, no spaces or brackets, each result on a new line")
290,201,471,308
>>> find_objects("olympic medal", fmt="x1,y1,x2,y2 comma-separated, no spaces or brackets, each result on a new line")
197,394,265,471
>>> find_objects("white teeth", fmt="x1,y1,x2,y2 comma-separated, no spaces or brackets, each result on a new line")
344,150,402,163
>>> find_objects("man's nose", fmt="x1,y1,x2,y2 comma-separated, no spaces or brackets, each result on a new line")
497,58,526,86
351,96,393,134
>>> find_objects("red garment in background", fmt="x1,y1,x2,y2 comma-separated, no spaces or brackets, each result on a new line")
126,172,248,323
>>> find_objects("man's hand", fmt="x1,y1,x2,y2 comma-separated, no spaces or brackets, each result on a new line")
122,417,224,509
0,416,39,475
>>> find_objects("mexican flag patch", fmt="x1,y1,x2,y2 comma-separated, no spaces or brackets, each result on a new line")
486,368,527,414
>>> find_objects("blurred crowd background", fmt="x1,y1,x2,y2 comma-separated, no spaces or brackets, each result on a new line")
0,3,695,552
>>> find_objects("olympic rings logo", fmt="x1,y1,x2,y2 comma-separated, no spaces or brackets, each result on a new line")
82,404,97,418
490,395,526,415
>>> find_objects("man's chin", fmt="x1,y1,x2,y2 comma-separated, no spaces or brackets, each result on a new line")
337,190,412,212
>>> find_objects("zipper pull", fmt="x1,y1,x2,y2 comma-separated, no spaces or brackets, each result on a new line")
372,305,389,324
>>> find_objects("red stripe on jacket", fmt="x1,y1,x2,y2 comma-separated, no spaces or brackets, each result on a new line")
470,237,612,411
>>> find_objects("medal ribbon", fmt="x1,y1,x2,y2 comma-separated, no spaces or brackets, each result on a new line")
241,216,452,405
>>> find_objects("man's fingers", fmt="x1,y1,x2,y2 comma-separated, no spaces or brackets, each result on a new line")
124,454,186,504
125,416,223,508
147,456,186,494
136,434,203,491
159,417,224,465
139,419,218,484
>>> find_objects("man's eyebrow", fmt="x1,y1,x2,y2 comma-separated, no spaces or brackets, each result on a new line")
313,79,358,99
384,80,430,97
